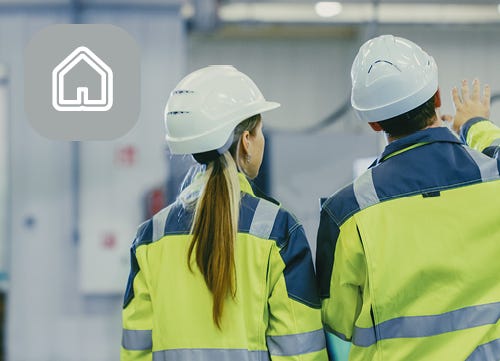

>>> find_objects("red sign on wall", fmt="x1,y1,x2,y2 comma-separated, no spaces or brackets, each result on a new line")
102,233,117,250
115,145,137,166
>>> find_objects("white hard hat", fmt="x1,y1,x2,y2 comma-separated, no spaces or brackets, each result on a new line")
351,34,438,122
164,65,280,154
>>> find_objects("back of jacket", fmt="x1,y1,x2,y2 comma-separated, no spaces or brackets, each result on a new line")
122,175,327,361
317,127,500,361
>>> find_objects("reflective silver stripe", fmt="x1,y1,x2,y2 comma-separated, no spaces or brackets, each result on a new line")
464,146,499,181
267,329,326,356
152,206,171,242
249,199,279,239
353,301,500,347
353,168,379,210
122,329,152,351
353,326,376,347
152,349,270,361
491,138,500,147
466,338,500,361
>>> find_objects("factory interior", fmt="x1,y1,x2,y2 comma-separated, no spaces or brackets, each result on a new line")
0,0,499,360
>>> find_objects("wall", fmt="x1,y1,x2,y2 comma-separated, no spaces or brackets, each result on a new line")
188,30,360,132
3,7,185,361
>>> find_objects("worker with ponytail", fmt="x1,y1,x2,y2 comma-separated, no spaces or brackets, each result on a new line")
121,66,327,361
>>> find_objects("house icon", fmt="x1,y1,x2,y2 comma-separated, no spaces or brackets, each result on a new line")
52,46,113,112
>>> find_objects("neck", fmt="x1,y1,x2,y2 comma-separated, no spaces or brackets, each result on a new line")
384,115,442,144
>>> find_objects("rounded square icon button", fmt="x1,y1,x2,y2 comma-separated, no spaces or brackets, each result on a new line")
25,24,141,140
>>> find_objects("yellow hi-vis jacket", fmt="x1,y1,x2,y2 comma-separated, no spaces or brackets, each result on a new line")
461,117,500,158
122,173,328,361
317,124,500,361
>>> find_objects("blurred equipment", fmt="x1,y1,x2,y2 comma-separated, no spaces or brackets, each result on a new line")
326,331,351,361
79,141,155,294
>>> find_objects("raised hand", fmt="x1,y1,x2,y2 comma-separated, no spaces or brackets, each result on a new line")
451,79,490,133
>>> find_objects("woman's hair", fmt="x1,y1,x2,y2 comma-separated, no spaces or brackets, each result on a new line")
185,113,261,328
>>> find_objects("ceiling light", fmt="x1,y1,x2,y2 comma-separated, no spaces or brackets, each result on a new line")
497,3,500,13
315,2,343,18
219,3,499,25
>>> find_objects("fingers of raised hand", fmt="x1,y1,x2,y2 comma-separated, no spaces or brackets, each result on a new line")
461,79,470,102
472,78,481,101
452,86,462,109
483,83,491,107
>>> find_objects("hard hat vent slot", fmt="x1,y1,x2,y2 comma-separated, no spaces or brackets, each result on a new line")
172,90,194,94
167,111,190,115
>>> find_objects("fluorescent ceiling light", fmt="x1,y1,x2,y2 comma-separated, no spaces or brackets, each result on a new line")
219,3,500,24
498,3,500,14
315,2,342,18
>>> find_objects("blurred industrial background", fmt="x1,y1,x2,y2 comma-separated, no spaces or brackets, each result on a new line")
0,0,499,360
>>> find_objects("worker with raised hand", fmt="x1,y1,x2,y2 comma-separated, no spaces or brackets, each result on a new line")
316,35,500,361
121,65,328,361
449,78,500,159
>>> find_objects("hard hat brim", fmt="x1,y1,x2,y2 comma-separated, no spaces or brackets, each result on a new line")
166,100,281,155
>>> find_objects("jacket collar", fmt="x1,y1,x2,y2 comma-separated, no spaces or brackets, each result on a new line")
238,172,280,206
238,172,255,196
372,127,462,167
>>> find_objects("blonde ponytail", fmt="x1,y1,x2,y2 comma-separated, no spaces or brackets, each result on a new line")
187,152,240,328
185,114,261,329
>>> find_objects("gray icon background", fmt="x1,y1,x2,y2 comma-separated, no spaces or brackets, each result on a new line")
25,24,140,140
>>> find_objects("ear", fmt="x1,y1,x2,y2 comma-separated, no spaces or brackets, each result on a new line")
368,122,383,132
434,88,441,108
240,130,251,154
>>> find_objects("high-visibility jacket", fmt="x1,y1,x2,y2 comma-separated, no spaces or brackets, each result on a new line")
316,124,500,361
122,173,328,361
461,117,500,159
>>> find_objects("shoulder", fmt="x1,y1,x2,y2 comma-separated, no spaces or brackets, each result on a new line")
322,180,361,227
131,219,153,249
131,201,188,249
240,193,303,247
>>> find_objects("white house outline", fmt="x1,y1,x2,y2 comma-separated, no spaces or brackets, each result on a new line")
52,46,113,112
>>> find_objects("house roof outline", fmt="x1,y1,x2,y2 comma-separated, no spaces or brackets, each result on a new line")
52,46,113,112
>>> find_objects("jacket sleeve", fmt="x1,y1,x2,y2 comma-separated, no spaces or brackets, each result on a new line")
316,206,366,348
266,221,328,361
121,222,153,361
460,117,500,159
